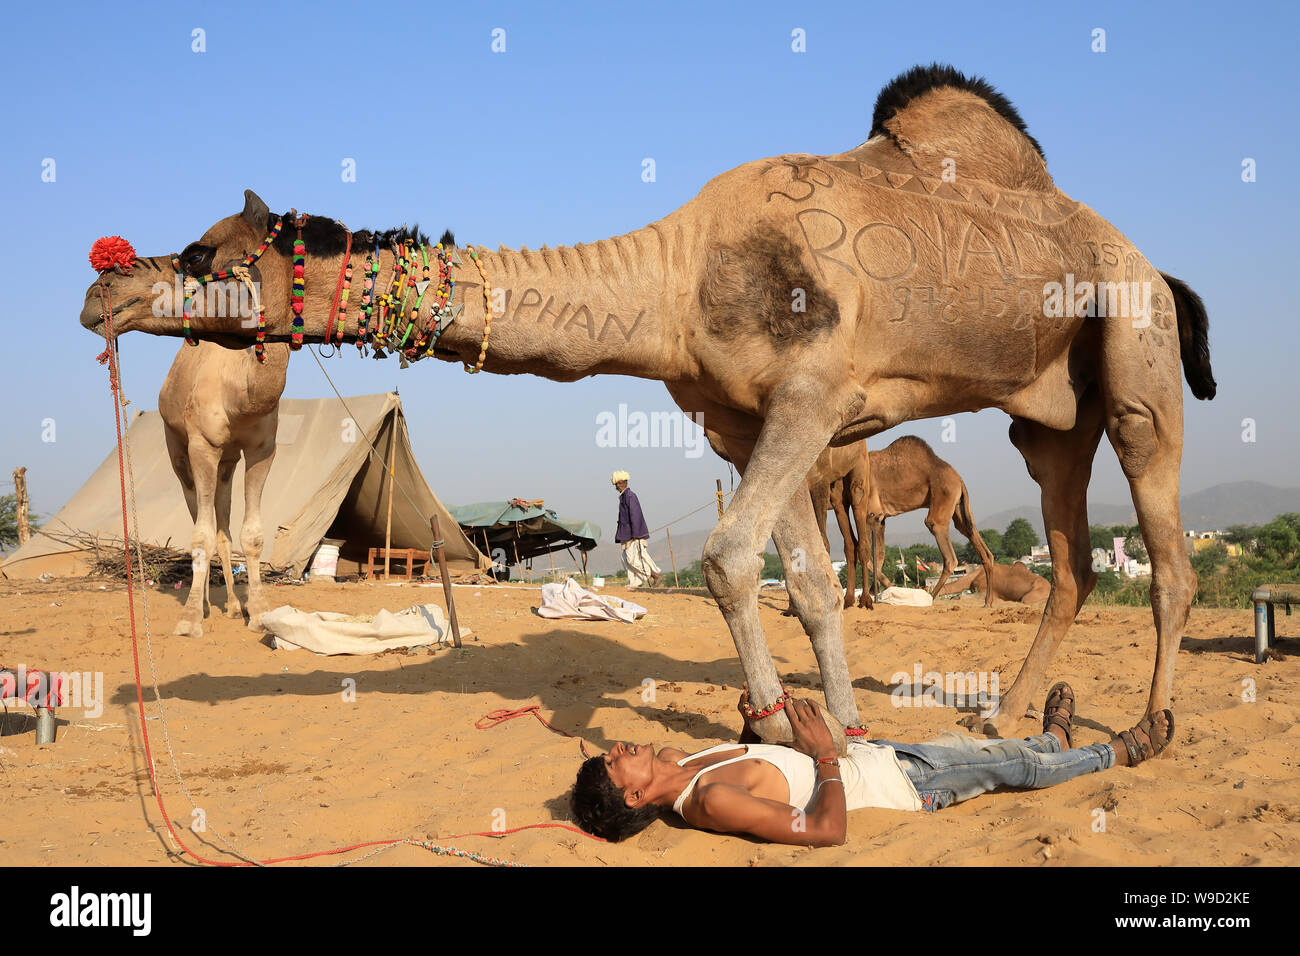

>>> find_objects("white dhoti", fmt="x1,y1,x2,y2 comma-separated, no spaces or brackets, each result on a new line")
620,538,661,587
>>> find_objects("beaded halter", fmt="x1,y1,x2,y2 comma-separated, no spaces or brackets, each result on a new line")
165,208,491,370
171,217,284,361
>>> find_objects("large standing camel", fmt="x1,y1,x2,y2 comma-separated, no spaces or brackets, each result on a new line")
159,340,287,637
80,64,1215,744
862,435,997,605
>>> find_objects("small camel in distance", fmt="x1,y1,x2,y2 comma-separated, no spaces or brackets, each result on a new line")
937,561,1051,604
864,436,997,606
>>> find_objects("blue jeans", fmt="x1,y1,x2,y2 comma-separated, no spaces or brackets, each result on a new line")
874,731,1116,812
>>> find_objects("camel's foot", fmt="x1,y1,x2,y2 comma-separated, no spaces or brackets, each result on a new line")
245,598,272,631
749,703,849,756
224,600,245,620
780,606,798,618
841,594,854,610
172,609,205,638
957,705,1022,738
857,595,873,610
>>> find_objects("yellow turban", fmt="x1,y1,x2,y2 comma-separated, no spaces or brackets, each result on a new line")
610,470,630,486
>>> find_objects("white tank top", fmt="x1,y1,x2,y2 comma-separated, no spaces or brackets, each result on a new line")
671,742,921,816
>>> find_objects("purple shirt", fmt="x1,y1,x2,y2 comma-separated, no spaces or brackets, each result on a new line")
616,488,650,543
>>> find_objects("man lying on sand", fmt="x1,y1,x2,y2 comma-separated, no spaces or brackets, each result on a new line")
571,684,1172,846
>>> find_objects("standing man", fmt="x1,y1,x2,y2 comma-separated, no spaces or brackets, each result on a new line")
612,470,661,588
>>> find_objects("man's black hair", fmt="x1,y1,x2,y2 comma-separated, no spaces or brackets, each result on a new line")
570,755,662,842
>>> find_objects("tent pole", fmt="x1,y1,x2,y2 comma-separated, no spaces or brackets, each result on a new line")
666,527,679,588
548,546,556,582
383,409,397,580
580,550,588,586
429,516,463,647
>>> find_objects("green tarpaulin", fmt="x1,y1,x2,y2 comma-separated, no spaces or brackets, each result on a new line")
449,501,600,566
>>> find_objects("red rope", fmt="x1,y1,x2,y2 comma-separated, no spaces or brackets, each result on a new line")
323,226,352,344
96,283,600,864
477,705,595,759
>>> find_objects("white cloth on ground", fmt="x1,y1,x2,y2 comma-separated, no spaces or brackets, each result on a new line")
621,538,661,587
875,586,934,607
261,603,467,654
537,577,647,623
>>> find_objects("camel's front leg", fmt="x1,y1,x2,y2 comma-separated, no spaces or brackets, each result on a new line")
773,484,861,732
174,440,220,638
240,434,276,630
702,379,845,746
214,457,243,620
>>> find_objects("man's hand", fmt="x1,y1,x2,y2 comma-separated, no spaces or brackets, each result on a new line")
787,698,836,761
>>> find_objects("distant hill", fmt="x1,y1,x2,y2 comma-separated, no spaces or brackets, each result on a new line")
976,481,1300,543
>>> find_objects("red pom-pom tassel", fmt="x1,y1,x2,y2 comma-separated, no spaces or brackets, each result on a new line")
89,236,137,273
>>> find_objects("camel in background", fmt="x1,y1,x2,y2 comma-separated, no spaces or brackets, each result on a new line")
863,436,997,606
937,561,1051,604
160,341,287,637
800,443,874,610
82,64,1216,743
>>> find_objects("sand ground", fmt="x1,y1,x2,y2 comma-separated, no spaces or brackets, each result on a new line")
1,577,1297,866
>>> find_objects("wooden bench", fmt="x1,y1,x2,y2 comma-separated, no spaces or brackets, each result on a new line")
364,547,429,581
1252,584,1299,663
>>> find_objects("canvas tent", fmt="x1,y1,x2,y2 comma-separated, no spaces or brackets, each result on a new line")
1,392,490,579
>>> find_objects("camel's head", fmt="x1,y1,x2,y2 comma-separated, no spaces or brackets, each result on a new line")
79,189,340,349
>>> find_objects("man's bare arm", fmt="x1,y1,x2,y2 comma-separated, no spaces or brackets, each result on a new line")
687,780,847,847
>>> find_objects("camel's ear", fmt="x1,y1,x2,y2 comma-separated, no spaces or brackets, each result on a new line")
241,189,270,229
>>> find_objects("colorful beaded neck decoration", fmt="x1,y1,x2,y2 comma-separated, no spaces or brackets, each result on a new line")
289,211,307,349
171,217,284,361
356,241,380,353
464,247,492,373
416,241,457,358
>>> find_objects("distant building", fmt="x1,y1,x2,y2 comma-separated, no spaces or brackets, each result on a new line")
1029,544,1051,564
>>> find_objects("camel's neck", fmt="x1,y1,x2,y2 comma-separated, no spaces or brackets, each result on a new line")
297,224,689,383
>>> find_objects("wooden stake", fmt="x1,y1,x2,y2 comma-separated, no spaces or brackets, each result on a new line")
666,526,680,587
429,515,462,648
12,467,29,546
716,478,724,519
383,410,397,580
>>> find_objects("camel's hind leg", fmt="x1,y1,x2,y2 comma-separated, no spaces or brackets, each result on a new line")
240,433,277,630
174,437,221,638
1106,402,1196,720
972,395,1104,736
924,492,962,599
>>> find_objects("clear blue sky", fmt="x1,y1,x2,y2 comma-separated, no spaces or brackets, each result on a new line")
3,0,1297,547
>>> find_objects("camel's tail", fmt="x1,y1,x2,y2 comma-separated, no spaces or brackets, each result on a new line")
954,481,996,571
1160,271,1216,401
